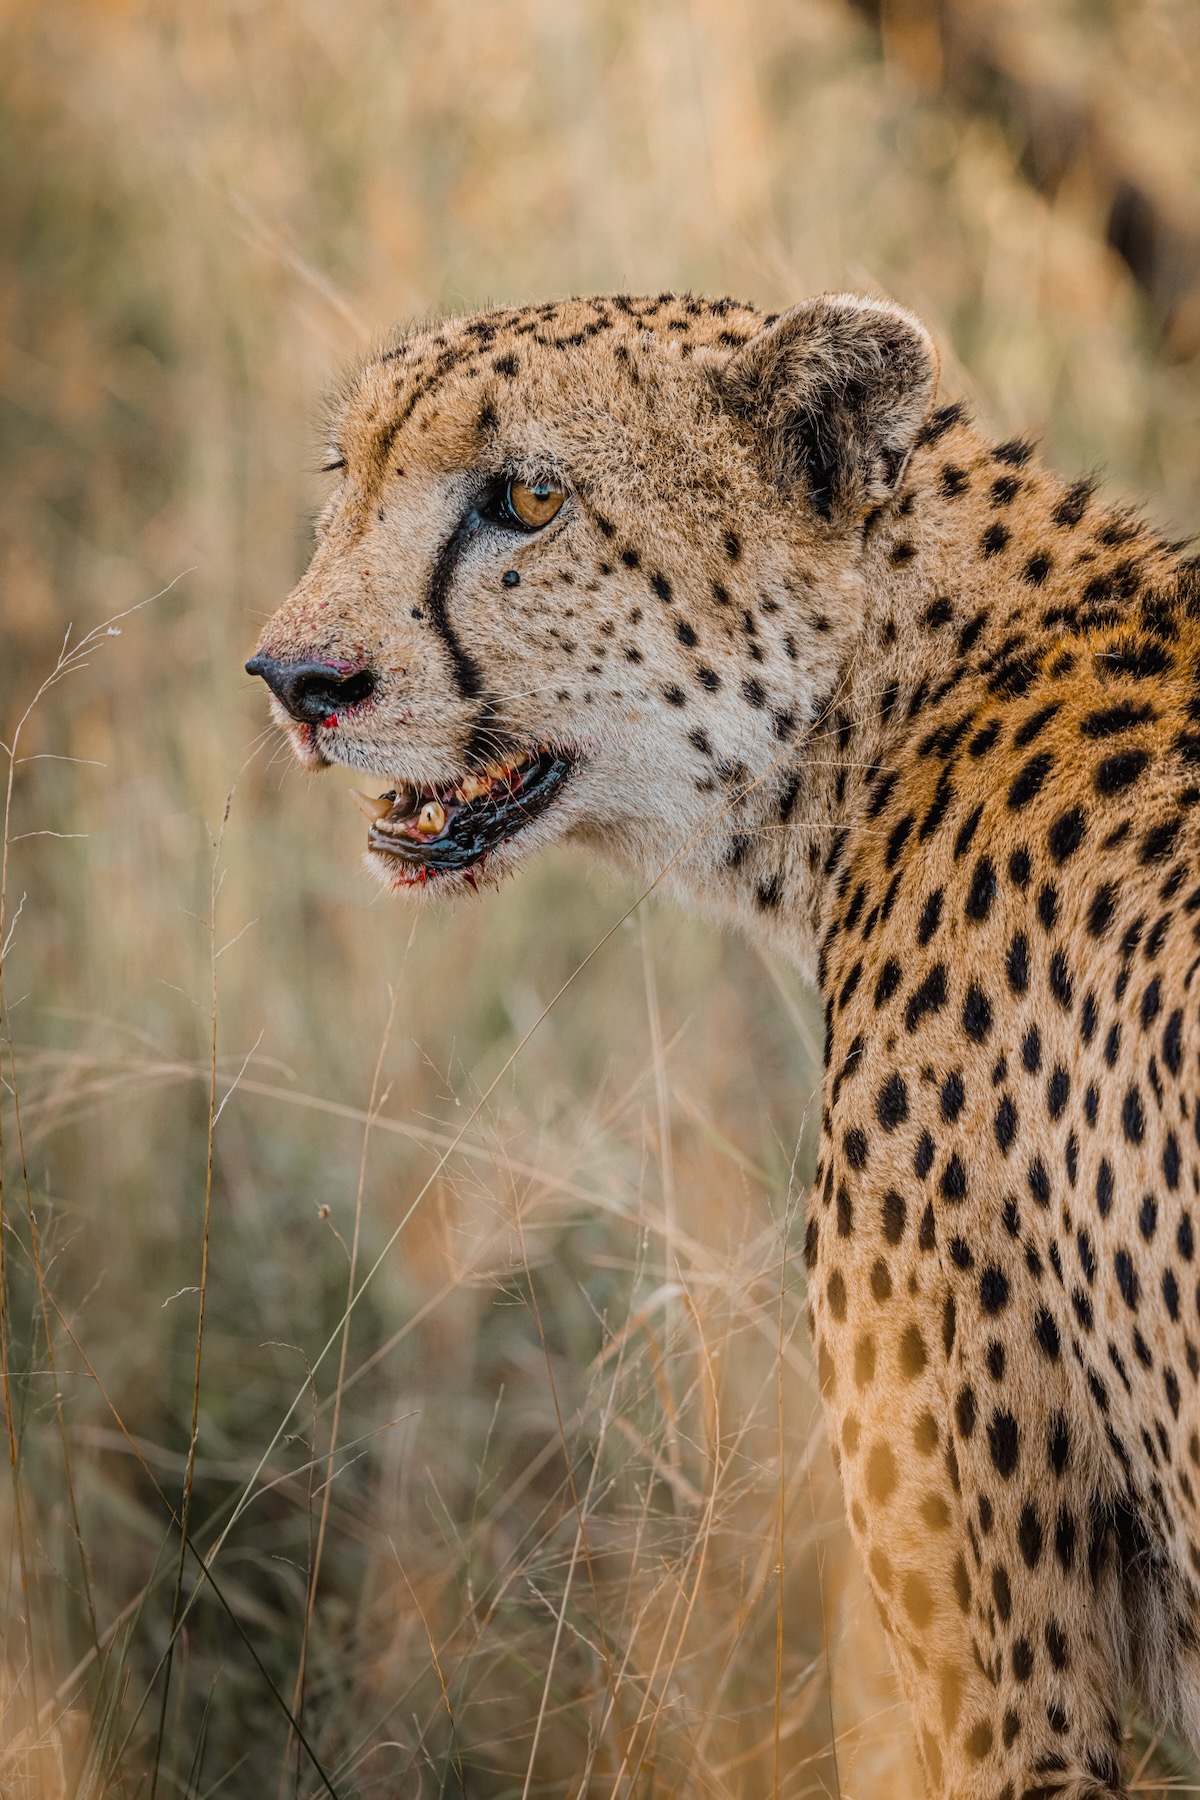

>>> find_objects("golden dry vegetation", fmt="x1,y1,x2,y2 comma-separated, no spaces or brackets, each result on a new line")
2,1,1200,1794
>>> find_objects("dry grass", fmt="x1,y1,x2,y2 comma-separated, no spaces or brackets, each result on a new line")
2,0,1200,1793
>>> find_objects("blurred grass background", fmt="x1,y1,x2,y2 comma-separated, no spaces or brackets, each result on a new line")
2,0,1200,1794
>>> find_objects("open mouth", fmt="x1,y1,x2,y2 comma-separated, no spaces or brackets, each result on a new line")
349,747,574,883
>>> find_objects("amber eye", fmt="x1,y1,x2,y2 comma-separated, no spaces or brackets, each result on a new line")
505,479,566,530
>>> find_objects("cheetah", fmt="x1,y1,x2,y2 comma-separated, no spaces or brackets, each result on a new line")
248,290,1200,1797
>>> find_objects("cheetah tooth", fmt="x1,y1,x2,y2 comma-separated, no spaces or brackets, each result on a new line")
349,788,395,823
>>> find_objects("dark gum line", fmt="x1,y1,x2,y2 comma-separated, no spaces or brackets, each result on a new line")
367,752,572,871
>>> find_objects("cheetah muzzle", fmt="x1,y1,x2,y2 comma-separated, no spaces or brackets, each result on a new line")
250,289,1200,1799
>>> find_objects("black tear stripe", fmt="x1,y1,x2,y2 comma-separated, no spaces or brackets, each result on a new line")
425,512,514,768
427,514,486,699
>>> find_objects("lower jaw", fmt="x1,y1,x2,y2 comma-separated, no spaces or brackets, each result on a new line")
360,748,575,887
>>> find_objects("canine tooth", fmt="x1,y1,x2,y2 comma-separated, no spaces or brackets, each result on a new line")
458,773,490,803
417,800,447,835
349,788,394,823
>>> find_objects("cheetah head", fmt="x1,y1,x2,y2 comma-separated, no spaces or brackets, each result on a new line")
248,292,937,902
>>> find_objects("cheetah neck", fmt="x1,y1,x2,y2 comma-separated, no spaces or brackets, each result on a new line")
663,418,1185,987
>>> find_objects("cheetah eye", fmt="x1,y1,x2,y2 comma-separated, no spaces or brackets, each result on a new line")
497,479,566,531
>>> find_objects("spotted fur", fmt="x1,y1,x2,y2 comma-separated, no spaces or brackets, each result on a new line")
251,291,1200,1798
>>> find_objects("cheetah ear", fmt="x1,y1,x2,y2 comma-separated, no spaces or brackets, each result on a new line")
715,293,938,523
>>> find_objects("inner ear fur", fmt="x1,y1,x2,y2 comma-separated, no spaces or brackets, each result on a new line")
716,293,939,523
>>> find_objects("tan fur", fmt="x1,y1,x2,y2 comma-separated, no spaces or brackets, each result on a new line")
252,291,1200,1797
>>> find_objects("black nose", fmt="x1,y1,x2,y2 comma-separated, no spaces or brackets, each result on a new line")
245,654,377,725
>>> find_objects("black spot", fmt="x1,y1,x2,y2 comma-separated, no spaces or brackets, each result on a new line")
981,523,1010,557
1014,703,1060,748
939,464,969,497
906,965,948,1032
1034,1308,1060,1360
924,596,953,628
886,813,915,868
962,984,993,1042
993,1565,1012,1625
675,618,697,646
1087,883,1117,938
492,352,519,377
988,1412,1019,1477
1008,846,1031,887
1141,816,1182,864
1115,1249,1139,1310
980,1266,1010,1314
1024,552,1052,587
994,438,1033,466
918,401,966,446
917,887,944,945
1038,883,1059,930
954,804,984,859
1140,978,1162,1030
1052,480,1093,527
651,572,673,603
1049,951,1073,1011
1077,990,1096,1048
956,1386,977,1438
940,1154,967,1201
994,1094,1017,1153
882,1191,906,1244
1009,752,1054,810
1046,1067,1070,1119
841,1130,867,1173
1103,636,1171,681
1076,1229,1096,1284
1101,752,1151,795
1047,807,1087,862
1122,1086,1145,1145
874,959,902,1008
1007,933,1030,994
941,1070,965,1121
1082,702,1155,737
965,857,997,922
919,770,955,841
876,1074,909,1131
